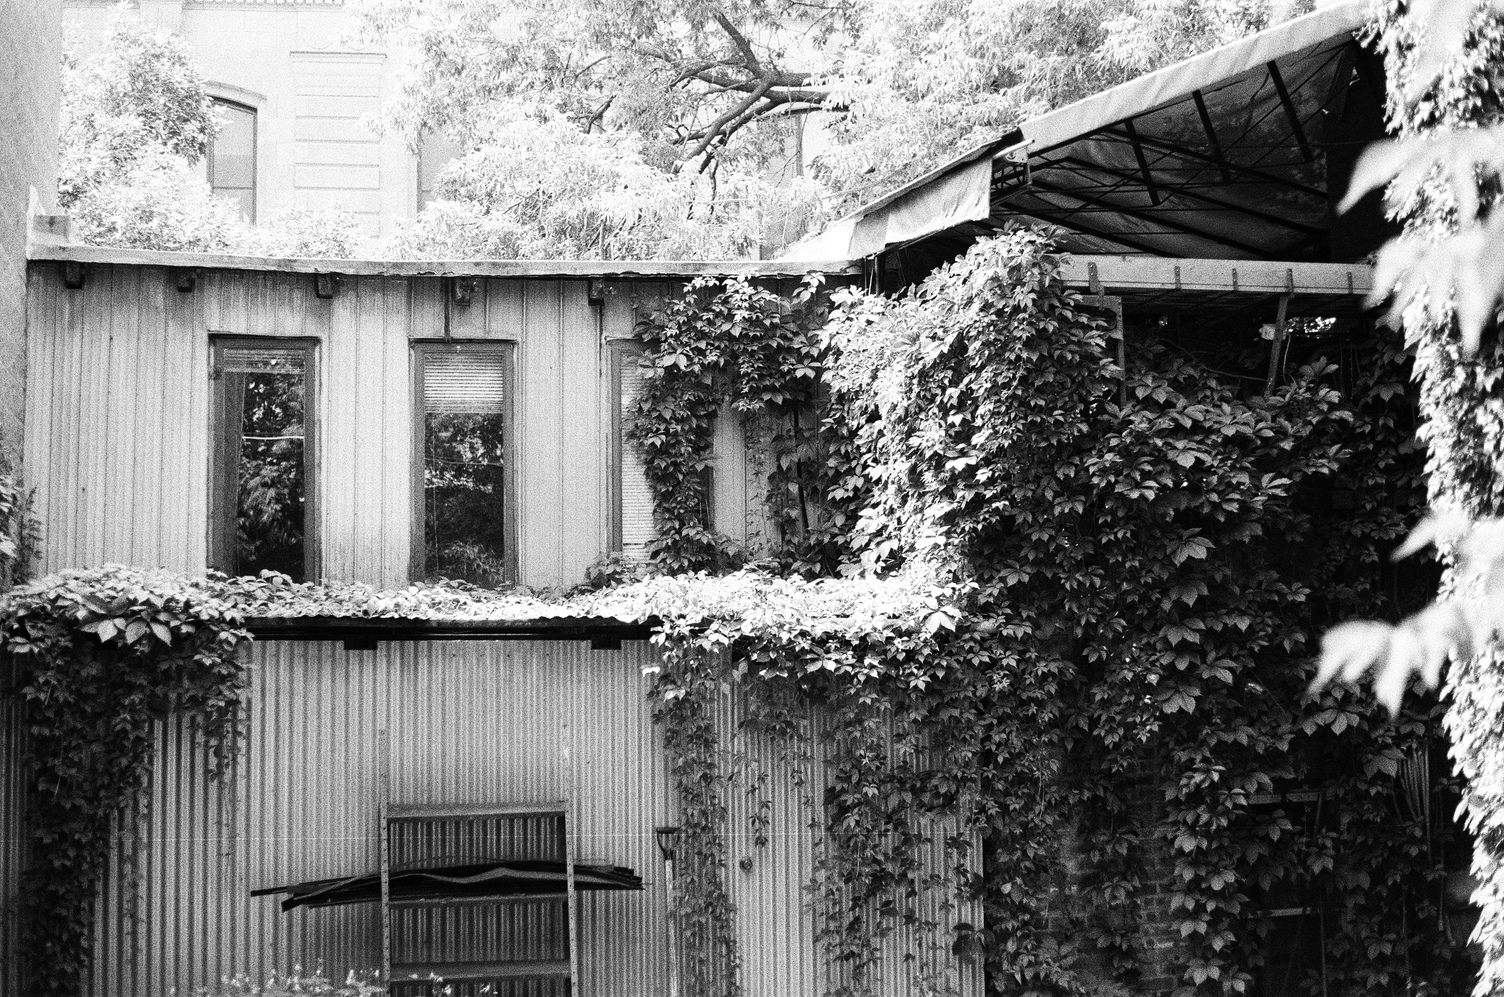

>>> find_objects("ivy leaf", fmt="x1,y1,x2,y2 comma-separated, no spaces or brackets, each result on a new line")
1168,534,1213,566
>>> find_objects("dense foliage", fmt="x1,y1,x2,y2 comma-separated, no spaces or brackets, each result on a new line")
629,231,1467,996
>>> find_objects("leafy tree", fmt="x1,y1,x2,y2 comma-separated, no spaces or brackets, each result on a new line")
1306,0,1504,991
353,0,851,168
356,0,1292,254
60,8,364,257
383,109,822,259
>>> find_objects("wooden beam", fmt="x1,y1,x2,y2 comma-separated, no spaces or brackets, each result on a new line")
1121,119,1162,206
29,242,860,279
1191,90,1233,184
1267,62,1315,163
1058,256,1372,297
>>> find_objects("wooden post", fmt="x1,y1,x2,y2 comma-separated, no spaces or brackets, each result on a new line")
665,852,680,997
1265,293,1291,395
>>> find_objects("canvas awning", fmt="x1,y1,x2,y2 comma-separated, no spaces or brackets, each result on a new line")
785,0,1382,263
253,860,644,912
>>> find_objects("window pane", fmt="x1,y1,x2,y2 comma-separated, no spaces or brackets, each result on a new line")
232,367,307,580
210,100,256,219
423,351,508,586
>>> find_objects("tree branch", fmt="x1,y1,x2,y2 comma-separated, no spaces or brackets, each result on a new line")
712,9,764,76
680,75,776,164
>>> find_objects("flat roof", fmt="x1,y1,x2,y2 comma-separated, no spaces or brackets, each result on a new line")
28,242,862,279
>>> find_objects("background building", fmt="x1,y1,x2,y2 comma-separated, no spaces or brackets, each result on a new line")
62,0,451,246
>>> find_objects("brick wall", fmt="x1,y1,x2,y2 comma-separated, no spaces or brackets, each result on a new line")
0,0,61,449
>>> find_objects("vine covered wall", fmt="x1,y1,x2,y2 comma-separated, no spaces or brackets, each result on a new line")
630,229,1471,996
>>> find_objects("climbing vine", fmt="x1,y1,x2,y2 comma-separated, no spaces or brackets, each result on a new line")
0,442,39,588
630,230,1469,996
628,274,841,574
2,567,251,997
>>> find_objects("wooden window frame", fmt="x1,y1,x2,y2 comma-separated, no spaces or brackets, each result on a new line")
207,98,258,221
208,335,319,581
410,340,518,585
607,341,640,553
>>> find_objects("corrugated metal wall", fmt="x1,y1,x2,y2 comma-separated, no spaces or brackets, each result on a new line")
715,691,983,997
22,263,633,590
92,639,675,997
82,640,980,997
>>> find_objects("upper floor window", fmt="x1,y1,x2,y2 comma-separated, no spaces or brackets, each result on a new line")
416,129,463,212
413,342,515,586
209,99,257,220
209,338,317,581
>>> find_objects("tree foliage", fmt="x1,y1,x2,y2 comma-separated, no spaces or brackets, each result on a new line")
1310,1,1504,992
356,0,1299,252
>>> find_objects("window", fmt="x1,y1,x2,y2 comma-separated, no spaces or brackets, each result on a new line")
412,342,516,586
208,99,257,220
611,342,656,560
209,338,316,581
416,129,463,212
611,341,713,561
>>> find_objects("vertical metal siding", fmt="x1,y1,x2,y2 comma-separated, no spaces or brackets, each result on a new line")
84,640,977,997
92,640,676,997
23,265,616,590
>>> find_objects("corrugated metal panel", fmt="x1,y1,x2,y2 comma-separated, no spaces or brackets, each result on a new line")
23,265,619,590
0,656,25,997
714,686,982,997
91,640,675,997
81,639,975,997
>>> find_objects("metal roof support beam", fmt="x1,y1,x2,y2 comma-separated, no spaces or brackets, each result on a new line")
1191,91,1234,184
1053,155,1325,234
1098,128,1328,198
1267,62,1315,162
990,200,1173,256
1122,119,1163,206
1025,179,1271,255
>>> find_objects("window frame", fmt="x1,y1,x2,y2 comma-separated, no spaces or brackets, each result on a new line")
410,340,518,585
208,335,320,581
207,98,258,221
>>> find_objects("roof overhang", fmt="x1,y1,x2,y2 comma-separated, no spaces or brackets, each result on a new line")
785,0,1381,264
28,242,861,280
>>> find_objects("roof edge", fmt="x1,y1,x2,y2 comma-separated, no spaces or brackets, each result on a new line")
28,242,861,279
